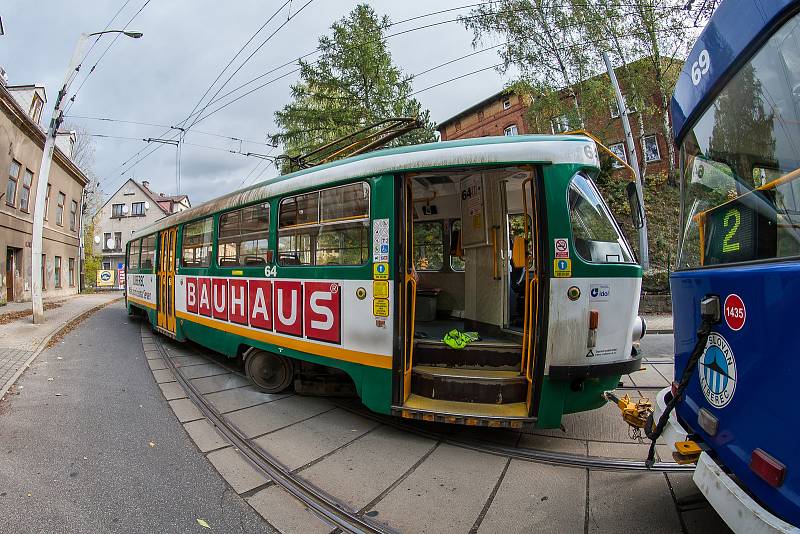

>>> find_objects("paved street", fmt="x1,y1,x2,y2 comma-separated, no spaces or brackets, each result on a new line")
0,302,731,533
0,303,269,533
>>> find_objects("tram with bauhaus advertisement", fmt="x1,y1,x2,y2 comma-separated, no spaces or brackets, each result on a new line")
125,135,646,429
649,0,800,530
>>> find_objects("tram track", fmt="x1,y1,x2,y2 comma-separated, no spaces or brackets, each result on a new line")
160,335,694,475
152,330,393,534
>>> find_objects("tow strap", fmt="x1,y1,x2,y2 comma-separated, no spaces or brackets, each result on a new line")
442,329,481,349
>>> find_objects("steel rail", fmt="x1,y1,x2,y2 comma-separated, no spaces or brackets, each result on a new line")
169,338,694,474
152,333,393,534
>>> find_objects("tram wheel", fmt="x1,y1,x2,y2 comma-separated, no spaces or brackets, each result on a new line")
245,349,294,393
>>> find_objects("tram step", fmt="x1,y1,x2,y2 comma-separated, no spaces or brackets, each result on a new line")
411,365,527,404
396,394,530,426
413,343,521,369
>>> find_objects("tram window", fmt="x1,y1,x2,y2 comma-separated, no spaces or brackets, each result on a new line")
128,239,140,269
450,219,465,272
140,235,156,269
278,182,370,266
218,203,270,267
568,174,635,264
182,217,213,268
414,221,444,271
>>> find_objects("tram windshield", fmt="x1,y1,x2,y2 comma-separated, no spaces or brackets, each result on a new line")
677,11,800,269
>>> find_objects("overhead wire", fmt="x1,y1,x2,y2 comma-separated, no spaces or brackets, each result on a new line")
99,1,698,192
64,0,153,115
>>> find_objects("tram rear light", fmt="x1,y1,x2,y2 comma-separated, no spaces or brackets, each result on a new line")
750,449,786,488
589,310,599,330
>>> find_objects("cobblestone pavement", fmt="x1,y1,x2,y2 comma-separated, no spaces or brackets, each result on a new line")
0,292,122,399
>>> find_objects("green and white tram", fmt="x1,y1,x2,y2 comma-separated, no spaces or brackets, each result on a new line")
125,135,644,428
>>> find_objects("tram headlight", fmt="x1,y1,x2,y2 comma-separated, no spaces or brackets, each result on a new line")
631,316,646,341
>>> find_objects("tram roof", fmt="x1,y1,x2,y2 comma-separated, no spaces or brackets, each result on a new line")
671,0,796,142
131,134,597,239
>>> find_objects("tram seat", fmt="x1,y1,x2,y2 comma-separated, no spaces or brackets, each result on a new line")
219,257,238,267
243,256,266,266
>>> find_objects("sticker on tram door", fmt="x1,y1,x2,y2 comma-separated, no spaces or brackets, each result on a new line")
553,258,572,278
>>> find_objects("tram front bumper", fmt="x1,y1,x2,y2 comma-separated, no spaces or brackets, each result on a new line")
694,452,799,533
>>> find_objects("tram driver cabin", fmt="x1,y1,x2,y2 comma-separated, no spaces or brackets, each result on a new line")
126,136,645,429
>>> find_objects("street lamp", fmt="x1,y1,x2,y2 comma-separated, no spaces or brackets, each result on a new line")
30,30,142,323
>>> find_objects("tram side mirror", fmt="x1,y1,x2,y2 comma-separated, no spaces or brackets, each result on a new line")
626,182,644,229
512,236,526,269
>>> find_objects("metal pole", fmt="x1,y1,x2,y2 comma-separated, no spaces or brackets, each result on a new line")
603,52,649,269
31,34,89,322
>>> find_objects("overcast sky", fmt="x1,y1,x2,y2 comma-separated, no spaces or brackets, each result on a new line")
1,1,514,204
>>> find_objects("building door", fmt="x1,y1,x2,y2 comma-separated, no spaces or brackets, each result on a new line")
156,227,177,333
6,248,14,302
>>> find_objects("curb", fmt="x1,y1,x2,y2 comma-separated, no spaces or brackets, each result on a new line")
0,296,122,402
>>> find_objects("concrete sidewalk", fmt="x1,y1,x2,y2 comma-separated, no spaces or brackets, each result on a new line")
643,314,673,334
0,292,122,400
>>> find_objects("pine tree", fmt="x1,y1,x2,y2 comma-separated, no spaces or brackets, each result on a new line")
271,4,436,169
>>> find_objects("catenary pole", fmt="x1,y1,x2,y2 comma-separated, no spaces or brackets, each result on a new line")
31,30,141,322
603,52,649,269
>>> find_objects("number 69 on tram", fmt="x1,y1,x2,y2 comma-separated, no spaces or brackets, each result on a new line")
125,135,646,429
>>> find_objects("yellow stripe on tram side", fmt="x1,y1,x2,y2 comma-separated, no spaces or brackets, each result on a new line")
128,295,157,309
175,310,393,370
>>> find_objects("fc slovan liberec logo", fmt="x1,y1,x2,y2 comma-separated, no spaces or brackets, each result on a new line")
698,332,737,408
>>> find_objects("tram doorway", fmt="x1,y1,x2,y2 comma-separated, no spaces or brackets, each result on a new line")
398,167,540,420
157,227,177,334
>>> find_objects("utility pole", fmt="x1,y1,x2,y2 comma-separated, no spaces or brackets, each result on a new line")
603,52,649,269
31,30,142,323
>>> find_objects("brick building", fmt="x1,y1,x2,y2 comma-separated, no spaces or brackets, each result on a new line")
437,59,676,178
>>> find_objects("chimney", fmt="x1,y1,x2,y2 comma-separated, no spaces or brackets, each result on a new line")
141,180,150,190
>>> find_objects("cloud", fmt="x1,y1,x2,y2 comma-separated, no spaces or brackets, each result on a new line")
0,0,510,204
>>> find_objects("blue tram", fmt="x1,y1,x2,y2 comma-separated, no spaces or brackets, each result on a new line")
658,0,800,530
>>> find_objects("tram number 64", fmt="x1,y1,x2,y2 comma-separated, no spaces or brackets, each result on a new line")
264,265,277,277
722,208,741,253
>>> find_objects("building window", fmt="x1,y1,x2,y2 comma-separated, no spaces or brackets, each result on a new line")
18,169,33,212
504,124,518,136
643,134,661,162
54,256,62,288
131,201,145,216
114,232,122,251
503,99,511,110
111,203,125,218
551,115,570,134
41,254,46,291
68,258,75,287
103,232,112,251
29,93,44,123
181,217,213,267
128,239,140,269
102,261,111,270
6,160,20,207
70,200,78,231
278,182,370,266
56,192,65,225
140,235,156,269
218,203,270,267
609,142,628,169
413,221,444,271
44,185,51,220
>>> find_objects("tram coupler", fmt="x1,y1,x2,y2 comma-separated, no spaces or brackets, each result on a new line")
604,391,653,430
672,440,702,465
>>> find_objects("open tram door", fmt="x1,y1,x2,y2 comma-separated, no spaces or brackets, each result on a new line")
156,226,177,335
395,167,542,427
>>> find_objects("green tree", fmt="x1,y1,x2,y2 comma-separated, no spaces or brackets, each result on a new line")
271,4,436,170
